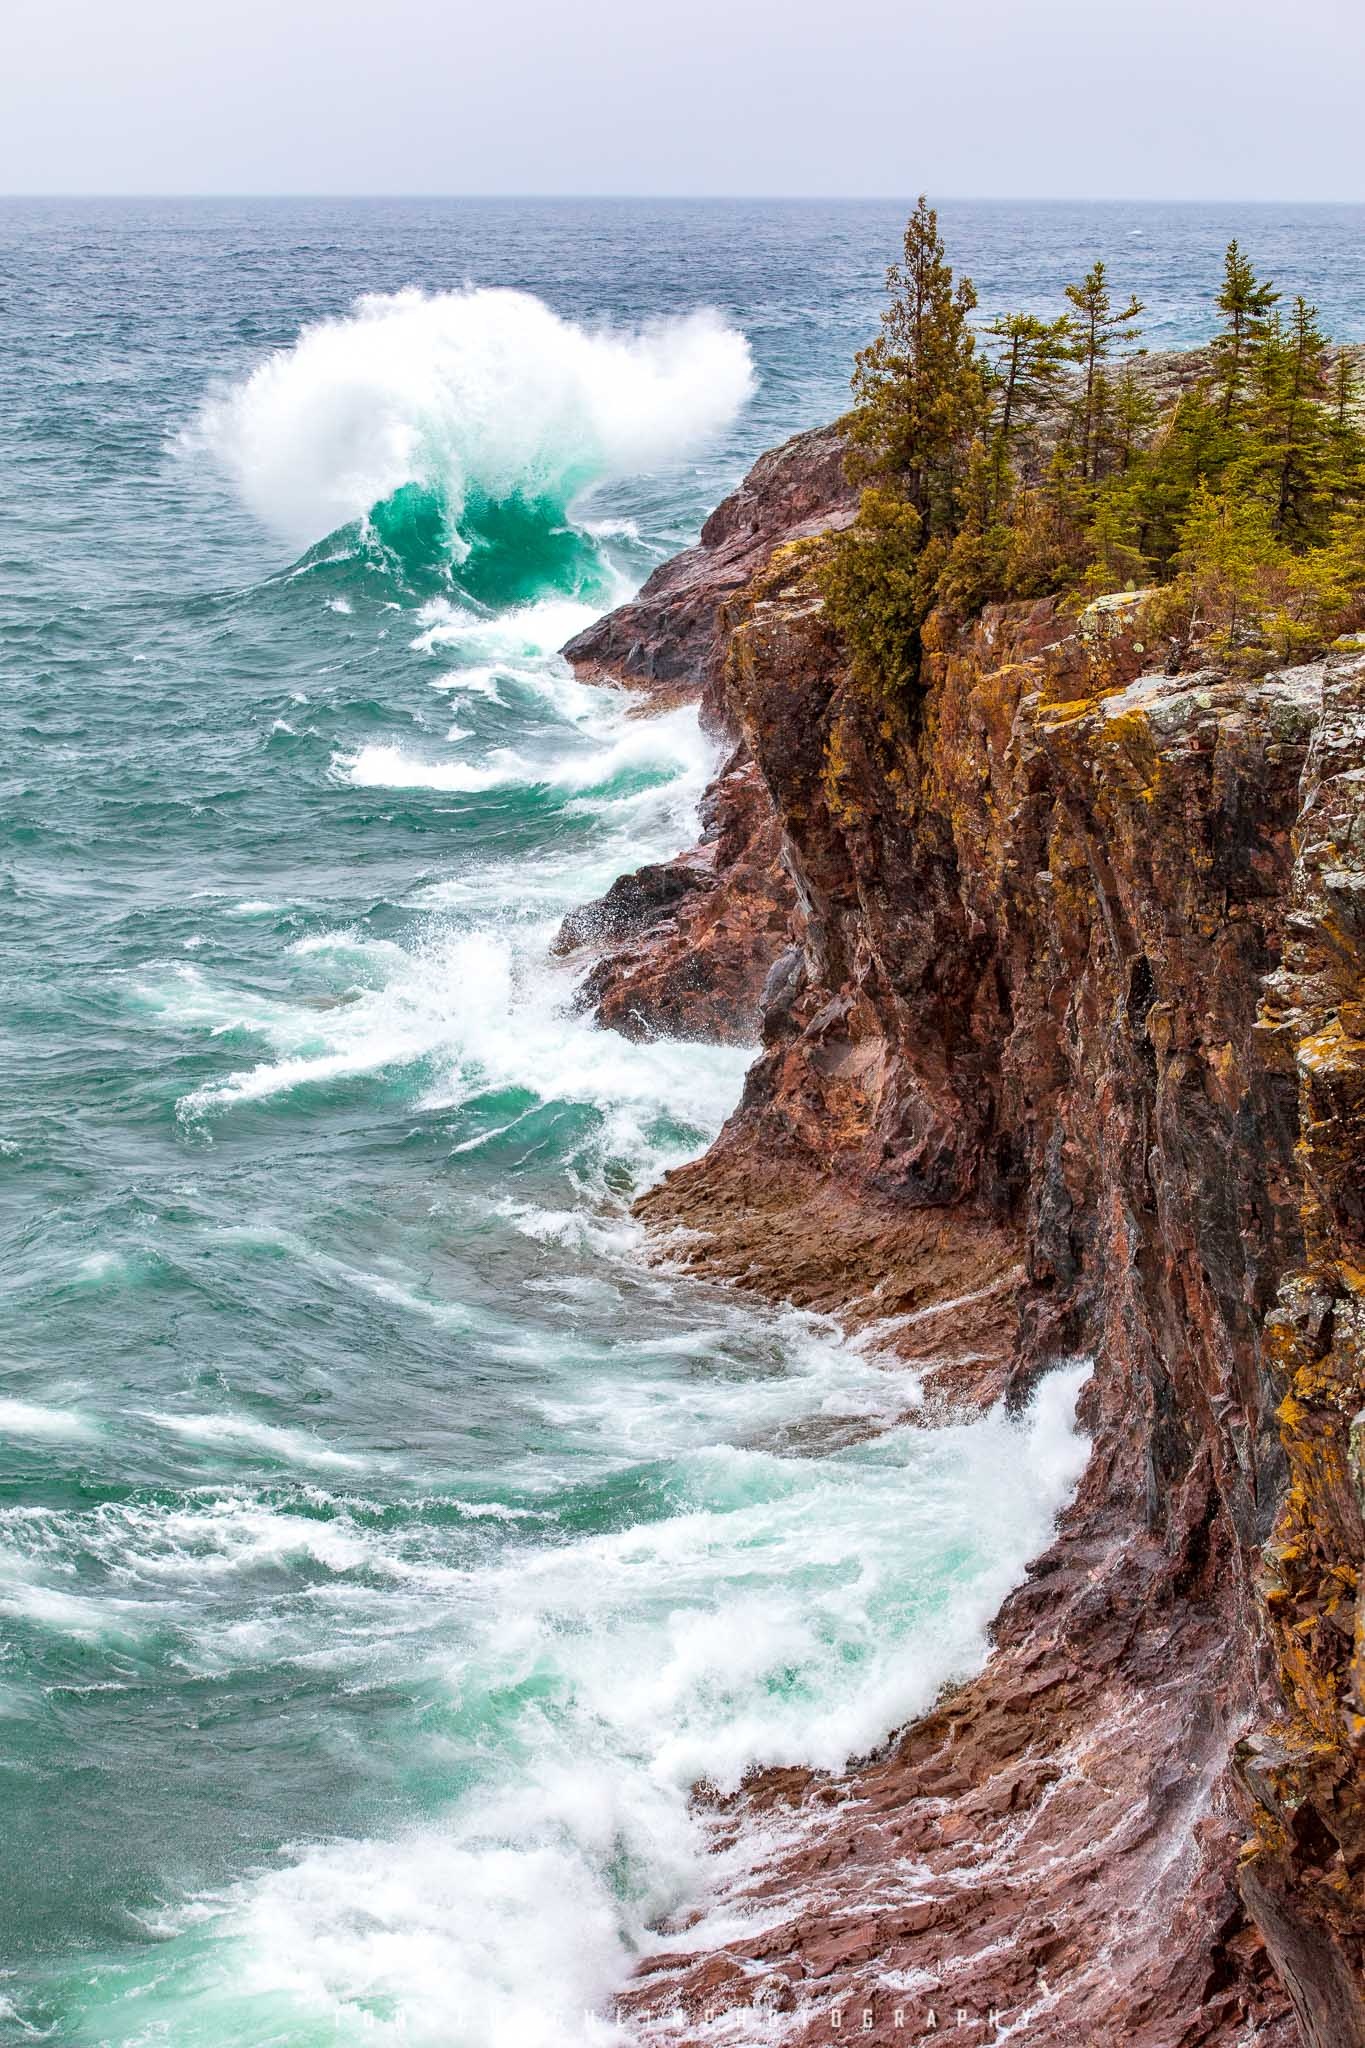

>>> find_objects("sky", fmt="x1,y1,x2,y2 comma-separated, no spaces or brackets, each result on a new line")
4,0,1364,199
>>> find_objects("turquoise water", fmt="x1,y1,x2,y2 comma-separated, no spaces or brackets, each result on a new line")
2,199,1361,2047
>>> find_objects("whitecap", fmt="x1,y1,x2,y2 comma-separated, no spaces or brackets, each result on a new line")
74,1249,128,1287
335,700,712,805
46,1363,1091,2043
0,1560,132,1642
426,664,504,702
0,1397,96,1441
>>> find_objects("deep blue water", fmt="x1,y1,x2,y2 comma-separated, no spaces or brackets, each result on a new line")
0,198,1359,2047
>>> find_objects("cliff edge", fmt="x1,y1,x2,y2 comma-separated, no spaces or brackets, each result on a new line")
562,435,1365,2047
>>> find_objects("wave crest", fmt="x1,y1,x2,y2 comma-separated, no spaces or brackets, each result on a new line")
185,287,755,560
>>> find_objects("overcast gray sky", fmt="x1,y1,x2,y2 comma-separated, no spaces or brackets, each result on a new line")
5,0,1364,199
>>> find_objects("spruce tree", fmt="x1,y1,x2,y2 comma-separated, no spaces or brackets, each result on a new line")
1117,387,1237,575
1245,298,1333,542
843,196,987,542
821,230,1361,694
1172,482,1287,650
1331,352,1357,435
1081,494,1149,598
1315,498,1365,627
1064,261,1144,485
1325,352,1365,504
935,436,1012,619
826,198,989,692
1102,366,1158,476
981,310,1073,511
1211,240,1278,424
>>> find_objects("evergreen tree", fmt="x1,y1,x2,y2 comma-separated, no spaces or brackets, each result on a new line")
1171,482,1288,649
819,488,925,697
935,437,1011,619
1325,352,1365,504
1315,498,1365,621
981,309,1073,510
1331,351,1357,434
1019,445,1091,590
1244,298,1333,542
821,229,1361,696
1064,261,1144,484
843,196,988,542
1081,493,1149,598
1211,240,1278,424
825,198,989,692
1115,386,1237,574
1100,366,1158,476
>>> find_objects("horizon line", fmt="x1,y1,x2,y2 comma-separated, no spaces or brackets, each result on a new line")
3,190,1365,207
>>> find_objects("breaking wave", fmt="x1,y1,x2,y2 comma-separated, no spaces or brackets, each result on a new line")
185,287,754,594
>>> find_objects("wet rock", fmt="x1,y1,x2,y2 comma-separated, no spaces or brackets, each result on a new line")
556,747,795,1042
561,421,854,727
555,429,851,1039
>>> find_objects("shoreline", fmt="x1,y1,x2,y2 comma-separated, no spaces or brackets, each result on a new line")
559,408,1364,2044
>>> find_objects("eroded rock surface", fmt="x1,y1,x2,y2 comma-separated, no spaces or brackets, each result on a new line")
1237,661,1365,2047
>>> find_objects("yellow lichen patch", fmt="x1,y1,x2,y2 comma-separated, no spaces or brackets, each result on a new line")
1066,706,1164,808
1038,696,1103,730
756,533,829,592
820,717,867,833
1295,1019,1365,1077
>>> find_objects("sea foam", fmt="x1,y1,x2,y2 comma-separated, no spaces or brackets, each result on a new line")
34,1362,1090,2046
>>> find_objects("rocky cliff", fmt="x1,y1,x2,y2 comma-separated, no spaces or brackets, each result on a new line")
557,423,854,1042
563,433,1365,2046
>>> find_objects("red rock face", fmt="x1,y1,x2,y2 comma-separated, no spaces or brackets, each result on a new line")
563,421,855,729
555,745,794,1043
1236,664,1365,2048
565,514,1365,2044
558,424,854,1041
